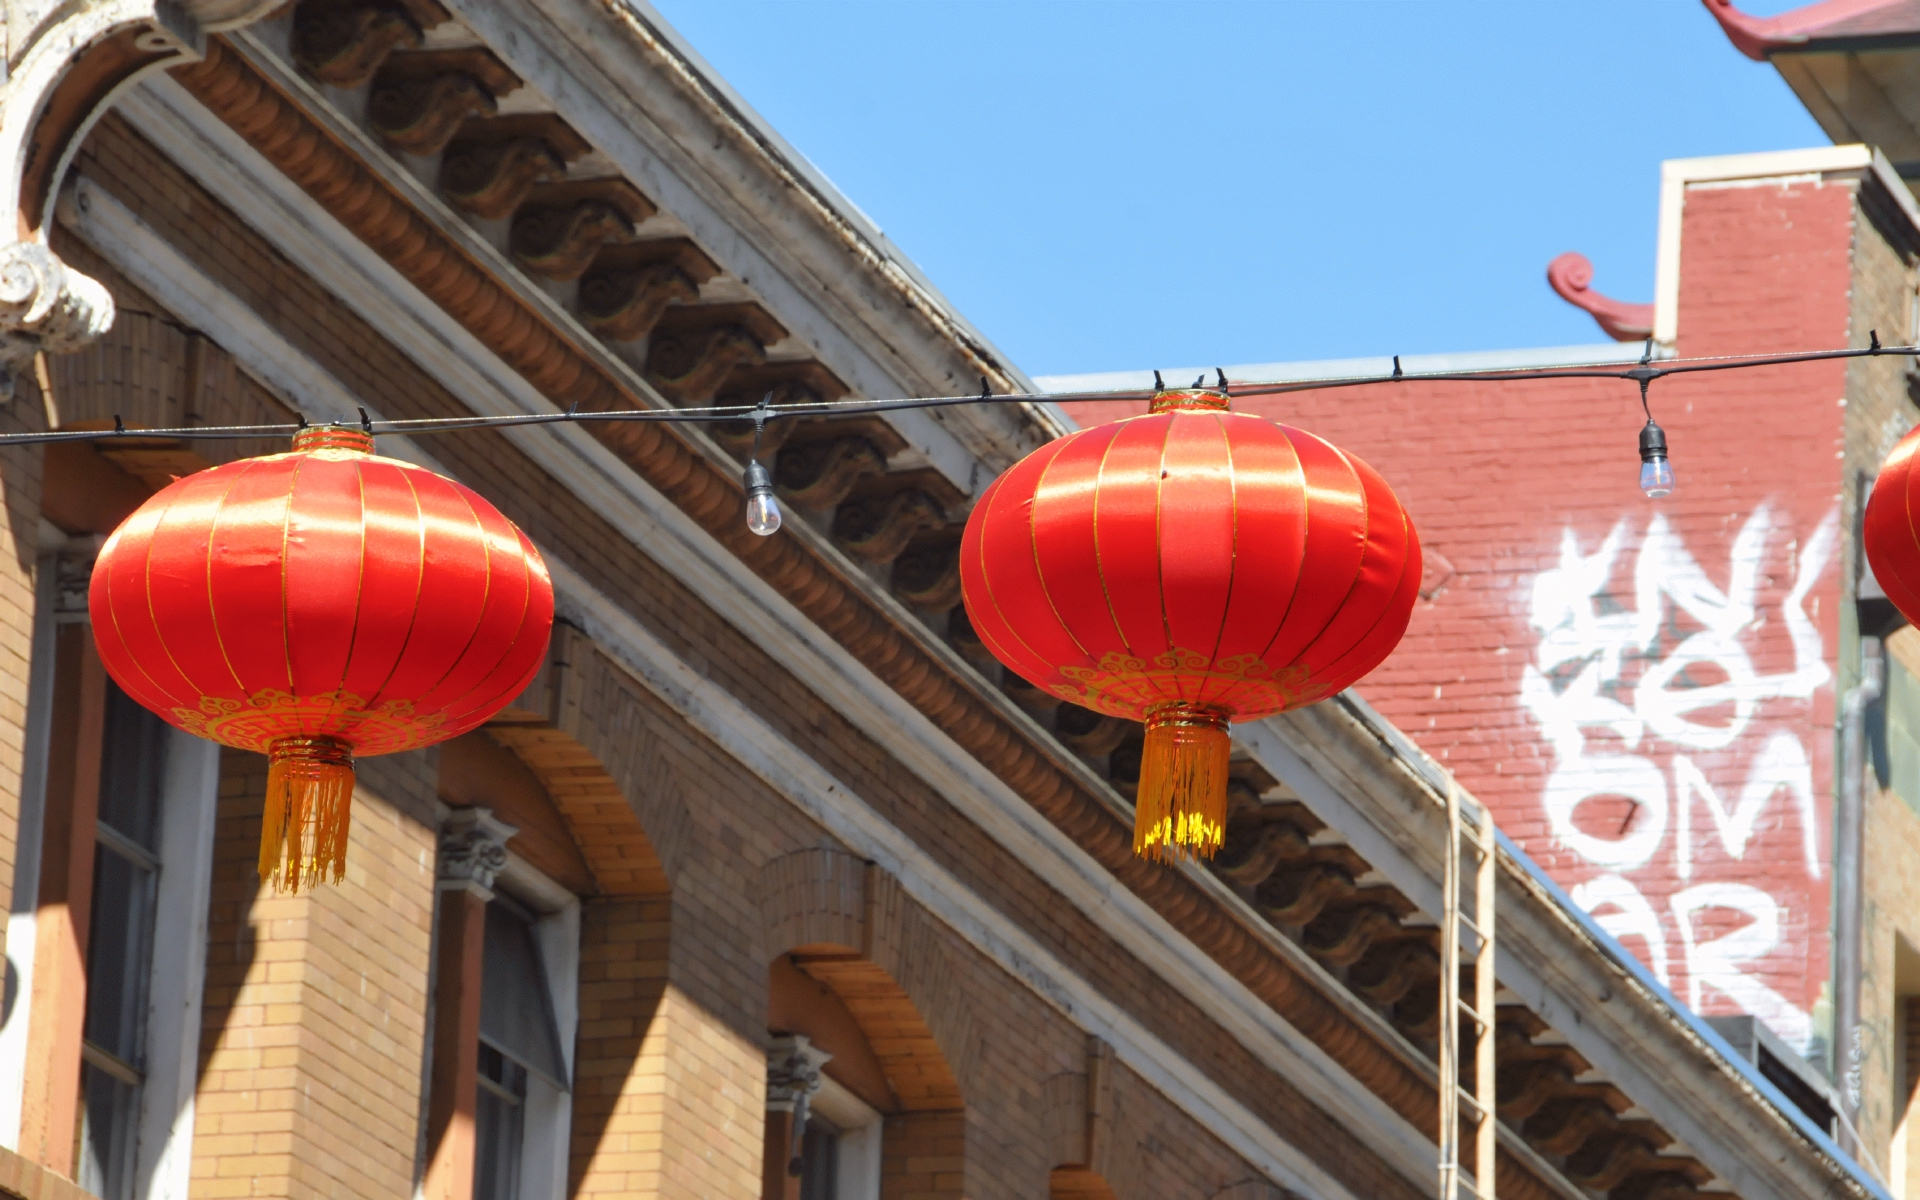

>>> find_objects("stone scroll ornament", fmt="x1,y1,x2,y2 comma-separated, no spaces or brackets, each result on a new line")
961,387,1421,862
87,427,554,891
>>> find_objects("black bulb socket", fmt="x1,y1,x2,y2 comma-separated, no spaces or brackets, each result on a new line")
1639,418,1668,463
744,458,775,497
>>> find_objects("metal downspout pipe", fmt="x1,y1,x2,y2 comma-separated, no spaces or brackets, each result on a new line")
1836,635,1883,1155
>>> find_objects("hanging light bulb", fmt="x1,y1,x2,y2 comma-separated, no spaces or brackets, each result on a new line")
744,458,782,536
1638,418,1675,499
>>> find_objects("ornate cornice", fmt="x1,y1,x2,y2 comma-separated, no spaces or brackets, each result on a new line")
1546,253,1654,343
0,0,277,370
164,38,1567,1199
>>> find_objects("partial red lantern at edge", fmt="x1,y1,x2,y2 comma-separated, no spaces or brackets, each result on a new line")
1866,424,1920,633
88,426,554,892
961,388,1422,862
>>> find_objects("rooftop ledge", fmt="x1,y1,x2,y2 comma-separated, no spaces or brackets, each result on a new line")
1034,343,1651,400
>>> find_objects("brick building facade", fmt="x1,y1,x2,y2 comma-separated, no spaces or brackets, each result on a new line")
0,3,1889,1200
1060,144,1901,1064
1051,141,1920,1190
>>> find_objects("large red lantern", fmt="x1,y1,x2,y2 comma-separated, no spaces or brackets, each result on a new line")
1866,425,1920,625
89,427,554,891
961,389,1421,862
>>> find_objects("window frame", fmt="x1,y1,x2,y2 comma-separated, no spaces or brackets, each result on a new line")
810,1074,882,1200
129,725,220,1198
0,544,70,1149
474,1042,528,1200
0,553,221,1198
487,853,579,1200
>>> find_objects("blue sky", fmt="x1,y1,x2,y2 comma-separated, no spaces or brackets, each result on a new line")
650,1,1825,378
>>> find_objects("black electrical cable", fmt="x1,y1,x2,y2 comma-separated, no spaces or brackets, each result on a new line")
1,336,1907,448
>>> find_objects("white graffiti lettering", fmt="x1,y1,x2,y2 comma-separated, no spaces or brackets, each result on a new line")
1522,503,1836,1050
1671,882,1812,1051
1571,873,1671,987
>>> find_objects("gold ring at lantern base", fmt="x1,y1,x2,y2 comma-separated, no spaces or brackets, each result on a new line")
1049,647,1329,720
171,689,445,756
1147,388,1231,414
290,426,376,454
1134,703,1233,863
261,735,357,893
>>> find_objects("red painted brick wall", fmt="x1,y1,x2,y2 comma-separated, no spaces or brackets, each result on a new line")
1065,176,1857,1054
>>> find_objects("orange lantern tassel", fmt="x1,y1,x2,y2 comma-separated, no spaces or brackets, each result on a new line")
1133,704,1231,862
260,736,356,892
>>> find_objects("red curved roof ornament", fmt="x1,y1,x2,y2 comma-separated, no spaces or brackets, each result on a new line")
1701,0,1915,61
1546,253,1654,343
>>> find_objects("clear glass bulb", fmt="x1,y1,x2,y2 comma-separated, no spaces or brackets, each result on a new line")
1639,456,1675,499
746,490,783,536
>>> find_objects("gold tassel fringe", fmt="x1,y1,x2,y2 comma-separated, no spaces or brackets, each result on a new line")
261,735,355,893
1134,704,1232,862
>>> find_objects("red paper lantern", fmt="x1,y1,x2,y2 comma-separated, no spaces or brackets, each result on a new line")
89,426,554,891
961,389,1421,861
1866,425,1920,627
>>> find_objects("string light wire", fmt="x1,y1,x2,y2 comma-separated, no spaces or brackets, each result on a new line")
3,334,1904,448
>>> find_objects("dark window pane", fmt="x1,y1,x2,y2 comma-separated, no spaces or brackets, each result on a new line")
97,683,168,852
799,1117,839,1200
83,846,156,1064
74,681,168,1200
77,1061,138,1200
479,902,567,1087
475,1043,525,1200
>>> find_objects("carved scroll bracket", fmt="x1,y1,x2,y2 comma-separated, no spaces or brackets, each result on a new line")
0,0,281,375
0,239,113,371
766,1034,831,1113
438,806,518,899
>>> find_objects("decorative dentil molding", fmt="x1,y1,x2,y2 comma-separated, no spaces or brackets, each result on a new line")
0,0,279,371
438,807,517,897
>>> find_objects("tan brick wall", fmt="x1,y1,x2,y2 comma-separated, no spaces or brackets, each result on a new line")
572,895,763,1200
1863,767,1920,1192
191,750,438,1199
1841,179,1916,512
572,895,669,1195
880,1111,963,1200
